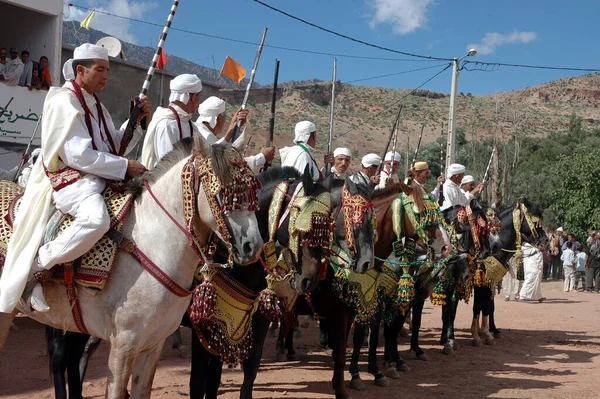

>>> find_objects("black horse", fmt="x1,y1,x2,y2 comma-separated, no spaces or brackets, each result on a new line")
438,198,548,353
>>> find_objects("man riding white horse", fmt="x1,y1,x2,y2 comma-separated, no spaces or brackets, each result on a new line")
0,43,150,314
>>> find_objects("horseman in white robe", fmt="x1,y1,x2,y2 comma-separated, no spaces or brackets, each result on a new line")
280,121,321,181
325,147,352,179
0,44,150,313
375,151,400,190
440,164,484,212
194,96,275,172
350,153,381,187
140,74,202,169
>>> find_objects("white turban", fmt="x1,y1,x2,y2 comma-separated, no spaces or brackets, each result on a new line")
384,151,401,162
63,43,109,81
197,96,227,128
333,147,352,158
294,121,316,144
361,153,381,167
556,227,564,233
461,175,474,185
446,163,466,178
169,74,202,105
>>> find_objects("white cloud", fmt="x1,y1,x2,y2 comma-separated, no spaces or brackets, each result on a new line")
468,31,538,55
65,0,158,44
368,0,433,35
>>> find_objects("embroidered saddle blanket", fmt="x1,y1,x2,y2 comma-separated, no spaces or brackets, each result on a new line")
0,180,133,290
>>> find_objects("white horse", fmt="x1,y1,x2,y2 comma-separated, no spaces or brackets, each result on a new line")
0,134,263,399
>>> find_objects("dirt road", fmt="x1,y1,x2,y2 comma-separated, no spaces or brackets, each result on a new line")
1,280,599,399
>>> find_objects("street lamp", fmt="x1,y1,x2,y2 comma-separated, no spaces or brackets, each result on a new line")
446,48,477,167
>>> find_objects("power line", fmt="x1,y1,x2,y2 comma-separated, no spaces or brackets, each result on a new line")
252,0,453,62
335,63,452,139
67,3,441,62
345,63,450,84
463,60,600,73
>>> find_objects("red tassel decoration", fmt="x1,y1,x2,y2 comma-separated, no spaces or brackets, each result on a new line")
189,264,217,325
258,288,283,320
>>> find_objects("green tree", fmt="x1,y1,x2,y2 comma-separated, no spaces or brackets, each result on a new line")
551,151,600,239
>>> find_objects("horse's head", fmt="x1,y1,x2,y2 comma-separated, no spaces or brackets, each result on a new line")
194,132,263,265
482,204,502,255
443,200,499,258
518,197,548,247
330,176,375,273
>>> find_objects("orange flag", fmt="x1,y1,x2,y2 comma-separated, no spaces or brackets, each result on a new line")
157,48,167,69
220,56,246,84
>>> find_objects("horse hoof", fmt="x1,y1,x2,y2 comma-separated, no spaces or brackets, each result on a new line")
397,362,411,372
399,327,409,337
493,332,503,339
374,376,390,387
276,353,287,362
349,376,366,391
384,367,400,379
442,345,454,355
287,353,300,361
451,340,459,350
177,344,190,359
415,353,429,361
472,339,483,347
484,337,495,346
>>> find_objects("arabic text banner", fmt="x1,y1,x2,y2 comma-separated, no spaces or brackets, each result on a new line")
0,85,45,147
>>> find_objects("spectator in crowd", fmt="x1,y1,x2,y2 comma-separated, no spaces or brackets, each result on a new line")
519,242,545,302
18,50,33,88
28,68,41,90
0,47,7,74
549,232,562,280
574,246,587,291
586,230,596,245
562,233,579,252
0,47,24,86
503,256,520,301
39,56,52,89
585,233,600,292
561,241,575,292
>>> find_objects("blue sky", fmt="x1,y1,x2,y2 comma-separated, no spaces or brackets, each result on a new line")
65,0,600,95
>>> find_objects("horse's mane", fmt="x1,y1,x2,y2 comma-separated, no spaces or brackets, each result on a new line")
129,137,236,192
258,166,301,186
498,198,543,219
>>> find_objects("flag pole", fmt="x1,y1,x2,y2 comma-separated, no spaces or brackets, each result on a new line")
118,0,181,156
326,58,337,172
231,27,268,142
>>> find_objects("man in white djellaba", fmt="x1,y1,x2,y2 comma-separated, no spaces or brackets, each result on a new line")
141,74,202,169
0,43,150,314
350,153,381,188
440,163,485,212
518,243,546,302
194,96,276,172
279,121,322,181
375,151,401,190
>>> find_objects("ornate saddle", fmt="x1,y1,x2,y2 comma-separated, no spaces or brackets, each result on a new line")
0,180,133,291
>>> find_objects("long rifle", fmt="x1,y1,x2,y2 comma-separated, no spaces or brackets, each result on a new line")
231,27,268,142
0,97,14,120
376,105,403,176
326,58,337,171
118,0,181,156
406,123,425,184
263,59,279,172
482,145,496,185
13,113,42,183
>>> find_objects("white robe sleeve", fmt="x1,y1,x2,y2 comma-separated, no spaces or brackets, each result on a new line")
153,119,181,162
245,153,266,173
59,116,129,181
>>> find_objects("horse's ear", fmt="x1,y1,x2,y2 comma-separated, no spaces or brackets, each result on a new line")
322,174,335,191
194,132,212,158
345,175,358,195
470,198,481,210
302,165,315,195
232,126,247,153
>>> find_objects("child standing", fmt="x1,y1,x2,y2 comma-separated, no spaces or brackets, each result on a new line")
574,248,587,291
561,241,576,292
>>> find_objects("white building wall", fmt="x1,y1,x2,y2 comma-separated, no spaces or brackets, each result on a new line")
2,0,62,16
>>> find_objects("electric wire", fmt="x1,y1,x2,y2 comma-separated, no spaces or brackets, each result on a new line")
463,60,600,73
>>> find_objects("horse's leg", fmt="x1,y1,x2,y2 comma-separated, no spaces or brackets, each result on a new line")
190,328,209,399
129,339,166,399
67,332,92,399
171,327,189,358
326,302,353,399
0,309,17,350
275,325,286,362
367,315,389,387
240,315,271,399
382,312,404,379
319,318,329,350
489,298,501,338
285,327,298,361
105,337,136,399
478,287,495,345
80,336,102,382
441,302,450,349
471,288,483,347
349,320,366,391
205,353,224,399
410,299,428,361
46,327,68,399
